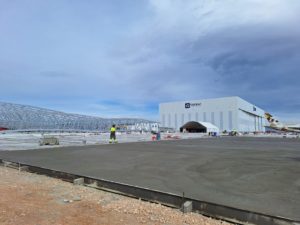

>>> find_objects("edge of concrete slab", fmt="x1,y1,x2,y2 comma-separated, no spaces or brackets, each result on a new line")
0,158,298,225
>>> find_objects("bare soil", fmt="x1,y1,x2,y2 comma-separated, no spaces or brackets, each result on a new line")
0,166,230,225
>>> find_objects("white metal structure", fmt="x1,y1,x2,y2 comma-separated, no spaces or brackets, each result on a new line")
127,122,159,132
159,96,265,132
200,122,220,133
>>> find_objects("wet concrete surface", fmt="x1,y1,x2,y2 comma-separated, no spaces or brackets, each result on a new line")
0,137,299,220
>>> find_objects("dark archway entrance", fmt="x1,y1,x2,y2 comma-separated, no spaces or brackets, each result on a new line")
180,121,206,133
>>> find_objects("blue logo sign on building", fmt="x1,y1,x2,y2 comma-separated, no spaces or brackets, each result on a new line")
185,102,201,109
185,103,191,109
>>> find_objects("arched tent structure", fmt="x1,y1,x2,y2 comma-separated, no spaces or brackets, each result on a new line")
180,121,206,133
180,121,219,133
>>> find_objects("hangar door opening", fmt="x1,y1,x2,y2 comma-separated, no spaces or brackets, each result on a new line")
180,121,206,133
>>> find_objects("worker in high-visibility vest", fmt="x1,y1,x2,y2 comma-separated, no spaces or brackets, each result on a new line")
109,124,118,143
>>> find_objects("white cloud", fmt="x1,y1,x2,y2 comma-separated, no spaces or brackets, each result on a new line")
1,0,300,119
148,0,300,38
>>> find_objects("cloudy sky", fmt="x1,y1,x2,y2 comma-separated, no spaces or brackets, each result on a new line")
0,0,299,121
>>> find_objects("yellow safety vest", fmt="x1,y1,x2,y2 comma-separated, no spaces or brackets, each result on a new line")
110,127,116,132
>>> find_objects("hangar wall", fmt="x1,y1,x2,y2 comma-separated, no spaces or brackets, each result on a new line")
159,96,265,132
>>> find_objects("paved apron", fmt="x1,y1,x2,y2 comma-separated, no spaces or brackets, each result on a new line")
0,137,299,220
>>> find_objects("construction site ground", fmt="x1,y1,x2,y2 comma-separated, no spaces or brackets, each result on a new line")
0,166,229,225
0,131,293,151
0,137,299,221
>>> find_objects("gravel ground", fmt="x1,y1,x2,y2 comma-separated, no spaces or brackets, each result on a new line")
0,131,292,151
0,166,230,225
0,132,207,151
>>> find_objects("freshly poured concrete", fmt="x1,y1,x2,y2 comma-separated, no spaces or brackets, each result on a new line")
0,137,299,220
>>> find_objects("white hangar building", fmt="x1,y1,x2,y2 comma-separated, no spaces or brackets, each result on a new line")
159,96,265,133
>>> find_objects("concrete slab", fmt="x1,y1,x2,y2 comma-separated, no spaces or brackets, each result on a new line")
73,177,84,185
0,137,299,220
182,201,193,213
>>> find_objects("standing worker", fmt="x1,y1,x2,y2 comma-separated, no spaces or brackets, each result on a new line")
109,124,118,143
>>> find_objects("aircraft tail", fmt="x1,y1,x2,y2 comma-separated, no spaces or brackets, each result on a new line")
264,112,279,124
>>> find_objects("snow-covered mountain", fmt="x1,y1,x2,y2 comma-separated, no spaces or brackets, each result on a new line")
0,102,153,131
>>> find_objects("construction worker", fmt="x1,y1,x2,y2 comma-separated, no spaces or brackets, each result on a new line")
109,124,118,143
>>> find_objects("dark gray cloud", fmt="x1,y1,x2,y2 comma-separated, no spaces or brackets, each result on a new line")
196,26,300,114
0,0,299,120
121,1,300,120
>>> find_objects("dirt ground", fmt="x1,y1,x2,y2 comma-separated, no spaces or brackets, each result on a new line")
0,166,230,225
